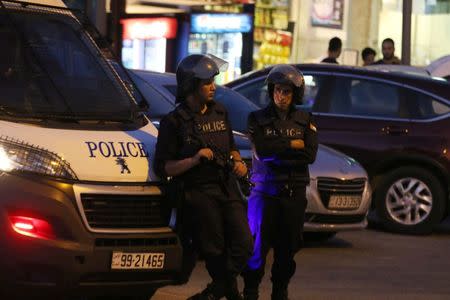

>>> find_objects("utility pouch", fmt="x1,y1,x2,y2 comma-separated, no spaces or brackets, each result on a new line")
161,177,185,229
163,178,197,285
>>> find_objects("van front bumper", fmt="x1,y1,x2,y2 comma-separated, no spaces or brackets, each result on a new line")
0,174,182,297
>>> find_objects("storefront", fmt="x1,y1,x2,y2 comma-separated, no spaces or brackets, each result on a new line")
253,0,294,69
121,17,178,72
290,0,450,67
378,0,450,66
118,1,254,81
188,13,253,83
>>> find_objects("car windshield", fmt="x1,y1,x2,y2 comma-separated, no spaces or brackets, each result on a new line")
0,9,136,121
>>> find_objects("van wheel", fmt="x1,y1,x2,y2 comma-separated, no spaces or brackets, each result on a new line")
375,167,445,234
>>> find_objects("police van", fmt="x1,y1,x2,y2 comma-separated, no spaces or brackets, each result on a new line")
0,0,181,298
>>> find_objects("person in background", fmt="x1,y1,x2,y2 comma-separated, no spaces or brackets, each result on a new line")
361,47,376,66
321,37,342,64
373,38,401,65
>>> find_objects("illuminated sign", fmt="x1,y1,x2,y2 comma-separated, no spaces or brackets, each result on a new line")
121,18,178,40
191,14,252,33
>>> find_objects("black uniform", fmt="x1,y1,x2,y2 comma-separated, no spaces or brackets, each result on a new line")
154,101,253,299
243,103,318,299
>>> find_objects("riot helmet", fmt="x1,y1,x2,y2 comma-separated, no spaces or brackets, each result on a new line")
176,54,228,103
266,64,305,105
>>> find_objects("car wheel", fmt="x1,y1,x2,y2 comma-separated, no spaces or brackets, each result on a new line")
303,232,337,242
375,167,445,234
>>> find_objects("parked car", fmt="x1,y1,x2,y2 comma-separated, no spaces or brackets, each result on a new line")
425,55,450,81
364,55,450,82
127,69,372,240
226,63,450,234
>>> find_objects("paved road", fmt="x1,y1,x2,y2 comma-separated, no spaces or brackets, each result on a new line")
153,222,450,300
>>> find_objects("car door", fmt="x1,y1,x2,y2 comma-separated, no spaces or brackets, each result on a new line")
401,87,450,165
311,74,414,174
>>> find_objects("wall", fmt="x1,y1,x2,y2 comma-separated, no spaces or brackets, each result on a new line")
291,0,348,63
377,10,403,60
291,0,376,65
411,13,450,65
377,0,450,66
290,0,449,67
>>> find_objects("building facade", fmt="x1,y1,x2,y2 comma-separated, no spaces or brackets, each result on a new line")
290,0,450,66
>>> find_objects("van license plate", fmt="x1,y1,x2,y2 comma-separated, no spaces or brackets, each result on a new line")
328,195,361,210
111,252,165,270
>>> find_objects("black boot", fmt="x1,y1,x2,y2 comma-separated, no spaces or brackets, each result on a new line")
242,282,259,300
225,276,243,300
242,271,261,300
271,285,288,300
243,290,258,300
187,281,225,300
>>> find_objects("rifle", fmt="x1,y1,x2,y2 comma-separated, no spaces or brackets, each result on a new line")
189,122,254,197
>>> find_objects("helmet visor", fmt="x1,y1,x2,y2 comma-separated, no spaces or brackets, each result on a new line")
206,53,229,72
190,54,229,79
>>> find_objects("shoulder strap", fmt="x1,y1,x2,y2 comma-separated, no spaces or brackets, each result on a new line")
175,106,209,147
175,105,194,121
253,108,273,126
171,106,199,141
211,102,226,115
291,110,308,124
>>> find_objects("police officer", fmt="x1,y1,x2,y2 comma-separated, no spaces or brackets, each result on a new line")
242,65,318,300
154,54,253,300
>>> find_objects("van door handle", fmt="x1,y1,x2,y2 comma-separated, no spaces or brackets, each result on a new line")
382,126,409,136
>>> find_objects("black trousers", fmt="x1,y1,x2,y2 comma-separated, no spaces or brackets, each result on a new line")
243,184,307,290
184,176,253,283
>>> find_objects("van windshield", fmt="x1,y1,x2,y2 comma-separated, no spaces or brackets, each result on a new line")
0,9,137,122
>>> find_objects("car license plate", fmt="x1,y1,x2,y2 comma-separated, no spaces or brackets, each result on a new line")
111,252,165,270
328,195,361,210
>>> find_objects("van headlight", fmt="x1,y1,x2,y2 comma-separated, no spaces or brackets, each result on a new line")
0,136,77,180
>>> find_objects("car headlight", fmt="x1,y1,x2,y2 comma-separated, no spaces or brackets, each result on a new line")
0,136,77,180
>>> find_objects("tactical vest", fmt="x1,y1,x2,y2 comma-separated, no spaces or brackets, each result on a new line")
251,108,310,184
175,103,232,184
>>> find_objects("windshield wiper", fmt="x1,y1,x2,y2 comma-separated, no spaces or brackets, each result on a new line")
0,104,137,125
0,107,80,123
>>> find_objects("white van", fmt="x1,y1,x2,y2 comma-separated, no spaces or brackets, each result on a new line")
0,1,181,298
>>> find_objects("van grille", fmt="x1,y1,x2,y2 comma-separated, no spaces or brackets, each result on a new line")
80,194,169,229
95,237,178,247
317,177,366,208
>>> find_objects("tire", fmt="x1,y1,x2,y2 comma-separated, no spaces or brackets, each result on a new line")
375,167,445,234
303,232,337,242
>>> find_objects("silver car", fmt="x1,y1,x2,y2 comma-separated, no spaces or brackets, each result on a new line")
128,69,372,240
